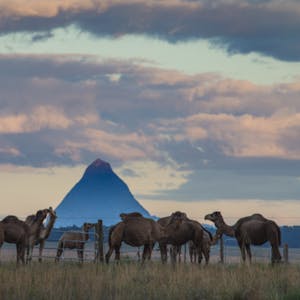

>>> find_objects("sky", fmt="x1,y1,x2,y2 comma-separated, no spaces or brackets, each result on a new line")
1,0,300,225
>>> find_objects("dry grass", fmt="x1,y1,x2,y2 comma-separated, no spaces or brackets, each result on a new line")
1,262,300,300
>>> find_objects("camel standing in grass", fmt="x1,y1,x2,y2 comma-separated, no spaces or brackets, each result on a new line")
106,214,166,263
157,215,182,263
204,211,281,264
55,223,95,262
0,209,49,264
189,227,212,264
25,207,57,262
159,211,204,264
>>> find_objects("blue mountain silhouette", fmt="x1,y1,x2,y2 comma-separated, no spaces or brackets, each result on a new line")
55,158,151,227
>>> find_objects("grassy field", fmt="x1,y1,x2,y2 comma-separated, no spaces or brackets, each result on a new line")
1,262,300,300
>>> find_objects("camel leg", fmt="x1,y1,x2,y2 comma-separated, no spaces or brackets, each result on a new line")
39,241,44,263
115,246,121,261
170,246,177,265
147,242,154,260
189,247,193,263
245,244,252,264
105,246,114,264
159,243,168,263
197,248,203,264
55,246,63,262
271,244,281,264
17,243,25,265
193,250,197,263
26,245,33,264
142,245,150,263
177,246,181,263
203,248,210,265
16,244,20,264
77,248,84,263
238,240,246,263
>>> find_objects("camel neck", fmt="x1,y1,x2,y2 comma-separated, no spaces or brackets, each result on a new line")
41,215,57,240
214,219,235,237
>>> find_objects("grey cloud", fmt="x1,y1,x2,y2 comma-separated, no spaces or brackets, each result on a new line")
1,1,300,61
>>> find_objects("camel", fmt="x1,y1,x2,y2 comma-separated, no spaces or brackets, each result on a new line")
25,206,57,262
204,211,281,264
105,214,165,263
0,209,49,264
55,222,95,262
157,215,183,263
159,211,204,264
189,227,212,264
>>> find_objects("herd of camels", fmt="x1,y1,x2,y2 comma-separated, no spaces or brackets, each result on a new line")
0,208,282,265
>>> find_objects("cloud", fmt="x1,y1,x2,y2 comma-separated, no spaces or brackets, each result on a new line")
0,1,300,61
1,54,300,175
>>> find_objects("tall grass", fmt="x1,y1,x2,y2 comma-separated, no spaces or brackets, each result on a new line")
1,262,300,300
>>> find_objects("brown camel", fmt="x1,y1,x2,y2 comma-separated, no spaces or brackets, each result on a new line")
157,215,183,263
55,222,94,262
105,214,165,263
25,206,57,262
204,211,281,264
0,209,49,264
159,211,204,264
189,226,212,264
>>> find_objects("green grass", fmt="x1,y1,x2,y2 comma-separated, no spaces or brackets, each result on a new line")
1,262,300,300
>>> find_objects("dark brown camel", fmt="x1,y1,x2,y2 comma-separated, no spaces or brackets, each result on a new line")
189,226,212,264
157,215,183,263
0,209,49,264
204,211,281,264
25,206,57,262
159,211,204,264
55,222,94,262
105,214,165,263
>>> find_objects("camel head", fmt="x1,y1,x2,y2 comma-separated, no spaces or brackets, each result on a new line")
83,222,95,232
204,211,223,223
35,209,50,222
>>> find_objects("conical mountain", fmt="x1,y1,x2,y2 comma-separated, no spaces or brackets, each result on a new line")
55,158,151,227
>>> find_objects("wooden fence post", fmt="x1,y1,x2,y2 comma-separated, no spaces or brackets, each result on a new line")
95,219,104,263
283,243,289,264
219,236,224,264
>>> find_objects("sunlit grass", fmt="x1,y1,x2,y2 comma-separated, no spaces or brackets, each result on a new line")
1,262,300,299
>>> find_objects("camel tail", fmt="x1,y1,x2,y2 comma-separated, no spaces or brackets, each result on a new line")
277,225,281,246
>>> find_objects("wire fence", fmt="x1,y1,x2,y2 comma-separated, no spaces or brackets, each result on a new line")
1,216,300,264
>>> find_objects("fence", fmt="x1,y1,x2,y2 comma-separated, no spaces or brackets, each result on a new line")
1,219,300,264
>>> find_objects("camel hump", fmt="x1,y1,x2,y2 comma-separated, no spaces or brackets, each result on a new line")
2,215,20,223
120,212,143,221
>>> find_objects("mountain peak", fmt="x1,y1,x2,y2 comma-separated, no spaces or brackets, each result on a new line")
92,158,110,168
55,158,151,226
84,158,112,176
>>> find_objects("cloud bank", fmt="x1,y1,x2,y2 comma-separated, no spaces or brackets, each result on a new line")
1,54,300,175
0,0,300,61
